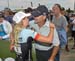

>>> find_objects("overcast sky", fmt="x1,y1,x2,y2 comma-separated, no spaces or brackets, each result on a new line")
0,0,74,10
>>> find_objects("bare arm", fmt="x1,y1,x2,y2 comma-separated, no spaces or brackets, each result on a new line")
65,25,68,32
34,23,55,43
48,46,59,61
48,27,60,61
10,31,15,51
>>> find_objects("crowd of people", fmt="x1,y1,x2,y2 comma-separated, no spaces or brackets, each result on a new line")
0,3,75,61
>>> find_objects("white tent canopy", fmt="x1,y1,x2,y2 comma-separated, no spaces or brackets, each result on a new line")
0,0,74,10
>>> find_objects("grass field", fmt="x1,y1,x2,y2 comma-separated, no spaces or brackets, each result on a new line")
0,40,16,59
0,40,36,61
0,39,75,61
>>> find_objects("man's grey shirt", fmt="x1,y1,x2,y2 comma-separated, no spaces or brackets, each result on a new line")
29,20,60,51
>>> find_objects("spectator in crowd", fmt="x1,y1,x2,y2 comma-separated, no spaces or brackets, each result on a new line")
0,12,12,40
61,7,70,52
24,7,34,21
30,5,60,61
52,4,68,61
3,8,14,25
48,10,54,22
70,14,75,49
24,7,33,13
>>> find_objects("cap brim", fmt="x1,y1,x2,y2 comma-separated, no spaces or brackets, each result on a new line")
24,13,31,17
31,10,42,17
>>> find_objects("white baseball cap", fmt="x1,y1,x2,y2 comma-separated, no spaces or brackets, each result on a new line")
13,11,31,23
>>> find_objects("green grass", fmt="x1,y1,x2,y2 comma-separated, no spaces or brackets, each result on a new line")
0,40,16,58
0,40,36,61
0,40,75,61
32,44,37,61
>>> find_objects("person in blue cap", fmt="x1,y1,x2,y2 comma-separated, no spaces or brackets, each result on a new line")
10,11,55,61
30,5,60,61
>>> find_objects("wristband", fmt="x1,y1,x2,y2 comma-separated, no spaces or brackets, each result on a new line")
34,33,40,40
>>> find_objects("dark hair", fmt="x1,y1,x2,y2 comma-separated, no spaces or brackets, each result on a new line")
61,7,65,11
4,7,11,11
0,13,4,18
24,7,33,13
4,8,13,15
54,4,62,10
